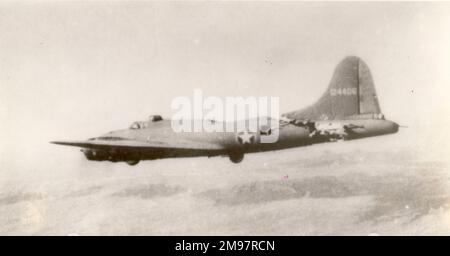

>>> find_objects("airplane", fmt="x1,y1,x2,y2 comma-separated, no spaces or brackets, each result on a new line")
51,56,399,165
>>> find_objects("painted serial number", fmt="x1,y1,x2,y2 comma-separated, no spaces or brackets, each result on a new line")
330,87,357,96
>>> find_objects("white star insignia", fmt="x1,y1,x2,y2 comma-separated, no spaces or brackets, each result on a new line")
238,130,255,145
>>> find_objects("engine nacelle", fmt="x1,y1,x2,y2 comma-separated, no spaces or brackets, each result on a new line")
81,148,141,165
81,149,109,161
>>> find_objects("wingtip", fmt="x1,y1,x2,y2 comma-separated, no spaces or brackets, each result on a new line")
50,140,85,146
50,141,68,146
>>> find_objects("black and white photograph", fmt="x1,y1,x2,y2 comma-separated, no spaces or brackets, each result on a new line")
1,1,450,238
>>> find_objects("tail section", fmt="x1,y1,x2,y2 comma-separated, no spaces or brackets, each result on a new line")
283,56,382,121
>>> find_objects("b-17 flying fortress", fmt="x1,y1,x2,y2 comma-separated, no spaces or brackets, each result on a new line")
52,56,399,165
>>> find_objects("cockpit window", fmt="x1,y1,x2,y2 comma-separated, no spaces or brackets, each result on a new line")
130,115,163,129
129,121,150,129
130,122,141,130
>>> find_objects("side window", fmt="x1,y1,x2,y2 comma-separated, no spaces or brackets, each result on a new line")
260,125,272,136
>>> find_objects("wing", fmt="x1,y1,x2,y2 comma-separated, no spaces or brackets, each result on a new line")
51,138,226,152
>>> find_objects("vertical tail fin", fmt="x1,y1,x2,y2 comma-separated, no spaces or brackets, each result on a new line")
283,56,382,120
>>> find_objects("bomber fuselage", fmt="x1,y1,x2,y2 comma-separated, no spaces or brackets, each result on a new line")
82,117,398,163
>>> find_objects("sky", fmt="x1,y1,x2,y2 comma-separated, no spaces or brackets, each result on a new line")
1,1,450,174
